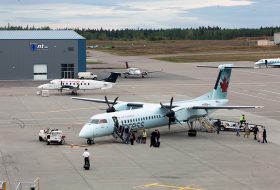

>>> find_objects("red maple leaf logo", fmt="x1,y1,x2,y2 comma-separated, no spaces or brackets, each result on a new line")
220,77,228,92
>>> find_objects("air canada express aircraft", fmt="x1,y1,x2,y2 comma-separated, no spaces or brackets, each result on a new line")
72,64,262,144
37,72,120,94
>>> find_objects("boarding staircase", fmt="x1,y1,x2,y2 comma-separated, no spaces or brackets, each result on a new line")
113,125,126,143
197,117,216,132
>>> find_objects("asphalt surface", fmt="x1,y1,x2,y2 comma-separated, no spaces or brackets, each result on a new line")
0,50,280,190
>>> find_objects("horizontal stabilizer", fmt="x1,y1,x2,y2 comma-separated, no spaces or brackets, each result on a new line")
72,97,118,104
189,105,263,109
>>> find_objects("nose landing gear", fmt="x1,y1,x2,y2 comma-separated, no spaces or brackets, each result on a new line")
87,138,95,145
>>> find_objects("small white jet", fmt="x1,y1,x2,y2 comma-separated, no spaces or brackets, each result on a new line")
72,64,262,144
122,62,162,78
37,72,120,94
255,58,280,68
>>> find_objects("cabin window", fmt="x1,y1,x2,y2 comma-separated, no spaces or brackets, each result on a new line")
88,83,90,85
130,119,132,122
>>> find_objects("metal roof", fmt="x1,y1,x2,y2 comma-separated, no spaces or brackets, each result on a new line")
0,30,85,40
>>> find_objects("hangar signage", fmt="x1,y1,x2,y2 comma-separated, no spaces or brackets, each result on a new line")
30,43,49,51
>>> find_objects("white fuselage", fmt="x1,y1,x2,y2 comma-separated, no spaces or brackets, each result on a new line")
255,58,280,67
79,99,227,139
38,79,114,91
127,68,142,75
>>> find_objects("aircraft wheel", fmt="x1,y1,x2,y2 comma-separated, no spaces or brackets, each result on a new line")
39,136,43,141
142,75,144,78
188,129,197,137
125,76,127,78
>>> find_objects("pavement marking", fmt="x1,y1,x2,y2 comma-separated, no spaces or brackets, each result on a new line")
260,89,280,95
231,90,280,103
236,69,280,77
135,183,203,190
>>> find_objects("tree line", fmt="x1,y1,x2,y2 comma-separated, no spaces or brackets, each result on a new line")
1,24,280,40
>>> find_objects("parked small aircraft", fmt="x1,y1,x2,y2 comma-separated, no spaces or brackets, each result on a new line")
255,58,280,68
72,64,262,144
122,62,161,78
37,72,120,94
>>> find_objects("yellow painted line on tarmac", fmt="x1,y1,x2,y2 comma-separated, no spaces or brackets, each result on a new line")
65,144,88,148
135,183,203,190
31,106,103,114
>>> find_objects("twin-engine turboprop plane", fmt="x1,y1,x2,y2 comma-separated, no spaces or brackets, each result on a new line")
122,62,162,78
72,64,262,144
37,72,120,94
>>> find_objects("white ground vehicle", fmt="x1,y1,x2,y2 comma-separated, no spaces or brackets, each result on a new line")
78,72,97,80
39,129,65,145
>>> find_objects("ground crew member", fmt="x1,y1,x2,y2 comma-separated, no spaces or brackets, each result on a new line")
82,148,90,169
240,114,246,125
142,129,147,144
262,127,267,143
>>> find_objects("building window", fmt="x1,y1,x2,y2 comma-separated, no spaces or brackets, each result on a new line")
68,47,74,51
61,64,74,79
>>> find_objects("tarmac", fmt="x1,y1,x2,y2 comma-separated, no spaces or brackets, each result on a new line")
1,50,280,190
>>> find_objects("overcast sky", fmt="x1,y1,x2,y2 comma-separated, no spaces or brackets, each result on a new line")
0,0,279,29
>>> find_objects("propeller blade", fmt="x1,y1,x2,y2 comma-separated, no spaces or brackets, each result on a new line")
105,96,110,108
160,102,169,111
113,97,119,105
168,119,171,130
170,97,173,111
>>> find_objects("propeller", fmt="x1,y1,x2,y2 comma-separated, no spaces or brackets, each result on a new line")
105,96,119,113
59,81,63,92
160,97,182,130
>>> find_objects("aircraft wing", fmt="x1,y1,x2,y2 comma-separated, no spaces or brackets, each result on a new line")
142,70,163,75
189,105,263,109
71,97,144,108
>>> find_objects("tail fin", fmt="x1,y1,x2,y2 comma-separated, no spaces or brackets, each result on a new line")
212,65,232,99
103,72,121,83
125,62,129,69
195,64,233,100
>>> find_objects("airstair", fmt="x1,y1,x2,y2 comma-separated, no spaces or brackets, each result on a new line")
197,117,216,132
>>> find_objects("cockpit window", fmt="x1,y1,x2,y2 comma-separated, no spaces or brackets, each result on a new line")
88,119,99,124
88,119,107,124
99,119,108,124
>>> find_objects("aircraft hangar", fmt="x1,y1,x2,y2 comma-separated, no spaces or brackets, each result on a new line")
0,30,86,80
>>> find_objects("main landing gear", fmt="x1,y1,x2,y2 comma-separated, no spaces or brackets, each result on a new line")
87,138,95,145
187,121,197,137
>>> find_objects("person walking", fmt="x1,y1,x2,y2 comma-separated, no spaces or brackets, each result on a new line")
244,123,250,138
216,119,221,134
142,129,147,144
82,148,90,170
262,127,267,143
150,130,157,147
155,129,160,143
253,125,259,140
258,126,264,143
236,122,240,136
130,131,136,145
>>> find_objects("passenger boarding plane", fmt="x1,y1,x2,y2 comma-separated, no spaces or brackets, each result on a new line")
255,58,280,68
37,72,120,94
73,64,262,144
122,62,162,78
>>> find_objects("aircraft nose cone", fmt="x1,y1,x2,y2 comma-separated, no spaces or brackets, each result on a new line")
79,124,94,138
37,84,44,89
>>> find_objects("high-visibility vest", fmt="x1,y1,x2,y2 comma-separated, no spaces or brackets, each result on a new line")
142,131,147,138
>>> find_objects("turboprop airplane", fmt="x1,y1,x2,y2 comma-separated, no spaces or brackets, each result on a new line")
72,64,262,144
255,58,280,68
122,62,162,78
37,72,120,95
